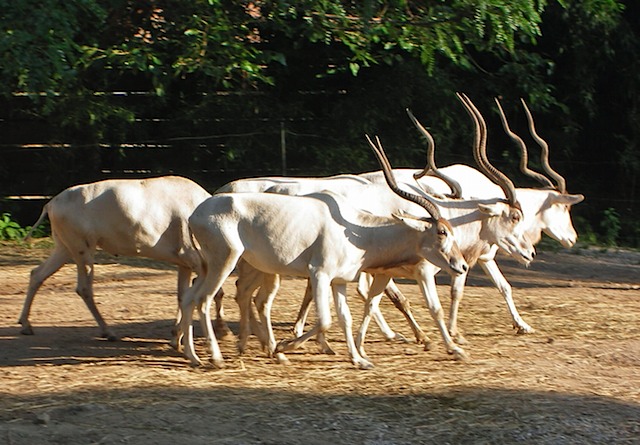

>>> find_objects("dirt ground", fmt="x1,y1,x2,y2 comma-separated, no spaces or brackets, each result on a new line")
1,240,639,444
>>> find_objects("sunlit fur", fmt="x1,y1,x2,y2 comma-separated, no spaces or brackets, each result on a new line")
177,191,468,369
19,176,211,341
216,175,535,361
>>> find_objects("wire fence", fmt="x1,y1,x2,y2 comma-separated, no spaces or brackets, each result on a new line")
1,117,638,246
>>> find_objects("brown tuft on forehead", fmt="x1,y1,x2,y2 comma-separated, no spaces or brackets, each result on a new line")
437,217,454,232
512,201,523,213
498,198,523,214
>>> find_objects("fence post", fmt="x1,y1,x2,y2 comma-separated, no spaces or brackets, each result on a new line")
280,121,287,176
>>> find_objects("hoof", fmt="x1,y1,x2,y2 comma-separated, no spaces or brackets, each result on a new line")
275,352,290,365
515,325,535,335
422,340,434,352
170,337,182,352
103,333,119,342
318,343,336,355
357,349,371,362
356,359,375,370
451,348,469,362
20,326,34,336
259,339,272,353
275,339,290,353
210,359,225,369
292,325,305,338
415,334,429,345
265,345,278,358
452,333,468,345
213,321,234,339
388,333,409,343
236,339,248,356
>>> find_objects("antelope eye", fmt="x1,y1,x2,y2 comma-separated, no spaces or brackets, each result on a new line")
512,213,521,223
437,229,447,236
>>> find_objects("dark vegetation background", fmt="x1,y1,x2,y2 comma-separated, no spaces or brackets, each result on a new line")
1,1,638,246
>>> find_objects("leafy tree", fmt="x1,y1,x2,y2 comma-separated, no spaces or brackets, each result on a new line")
1,0,639,245
0,1,550,137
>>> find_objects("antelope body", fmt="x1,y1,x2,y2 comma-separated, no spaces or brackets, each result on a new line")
19,176,211,340
177,189,468,369
361,97,584,340
218,94,536,363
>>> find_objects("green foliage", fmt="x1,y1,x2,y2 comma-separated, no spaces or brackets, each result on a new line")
614,219,640,248
0,212,48,241
573,216,599,247
0,0,552,137
600,207,621,247
1,0,639,248
0,0,104,94
625,220,640,248
0,213,27,240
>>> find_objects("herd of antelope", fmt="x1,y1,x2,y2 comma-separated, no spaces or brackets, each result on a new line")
19,94,584,369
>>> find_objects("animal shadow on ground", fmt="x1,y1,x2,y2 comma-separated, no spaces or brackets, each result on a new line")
0,320,224,368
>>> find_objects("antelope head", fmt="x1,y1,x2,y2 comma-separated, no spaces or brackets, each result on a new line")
365,134,468,275
496,97,585,247
456,93,536,265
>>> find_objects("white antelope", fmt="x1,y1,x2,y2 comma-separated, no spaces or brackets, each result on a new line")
216,174,372,195
221,94,536,364
361,95,584,342
19,176,211,341
295,94,538,357
210,174,376,338
176,160,469,369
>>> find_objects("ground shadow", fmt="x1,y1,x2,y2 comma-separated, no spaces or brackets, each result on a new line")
418,250,640,289
1,385,638,444
0,245,179,272
0,319,246,368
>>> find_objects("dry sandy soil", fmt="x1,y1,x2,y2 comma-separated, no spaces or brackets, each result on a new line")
1,240,639,444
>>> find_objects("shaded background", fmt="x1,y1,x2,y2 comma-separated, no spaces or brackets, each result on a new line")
1,1,638,245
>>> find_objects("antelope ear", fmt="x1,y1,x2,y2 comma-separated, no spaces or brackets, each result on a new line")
477,202,502,217
392,212,432,232
551,193,585,206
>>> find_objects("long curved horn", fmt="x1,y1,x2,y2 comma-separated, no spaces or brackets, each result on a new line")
365,134,442,220
494,98,554,189
456,93,491,181
456,93,519,208
520,98,567,193
406,108,463,198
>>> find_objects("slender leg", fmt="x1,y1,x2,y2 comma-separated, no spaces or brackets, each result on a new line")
59,243,118,342
184,247,241,367
19,245,70,335
178,282,202,366
253,273,289,364
276,273,333,356
333,282,374,370
200,287,225,368
187,279,227,368
292,280,335,354
355,274,391,360
356,273,402,342
356,292,384,359
235,260,264,354
447,271,470,344
213,287,232,338
415,262,467,360
173,272,206,352
383,280,428,344
293,280,313,337
172,265,192,349
479,258,534,334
